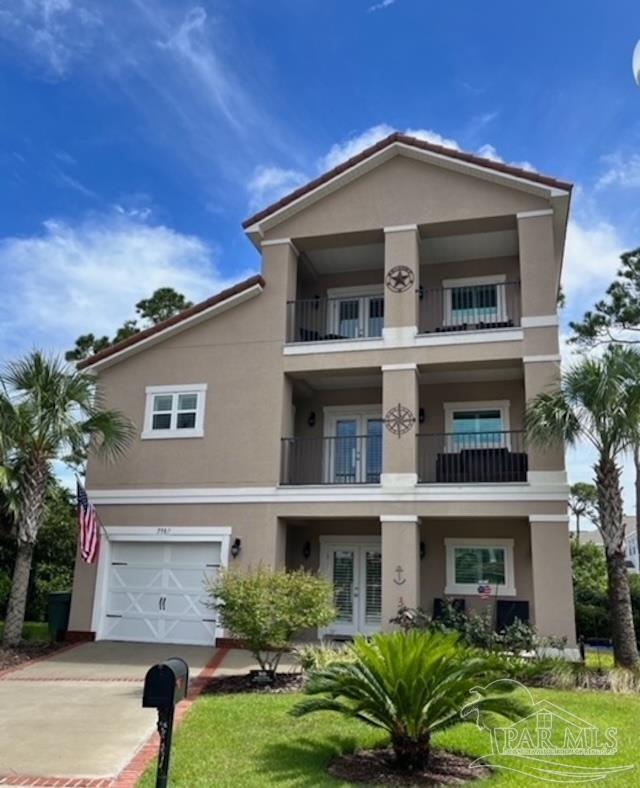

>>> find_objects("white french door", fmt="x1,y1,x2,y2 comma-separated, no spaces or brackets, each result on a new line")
324,409,383,484
327,290,384,339
320,539,382,636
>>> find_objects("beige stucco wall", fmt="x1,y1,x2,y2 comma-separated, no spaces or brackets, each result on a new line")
263,154,549,241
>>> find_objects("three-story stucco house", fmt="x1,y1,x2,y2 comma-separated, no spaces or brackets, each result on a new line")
68,132,576,650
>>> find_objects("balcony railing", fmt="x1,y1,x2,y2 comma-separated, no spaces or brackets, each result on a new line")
418,281,521,334
417,431,527,483
286,293,384,344
281,435,382,485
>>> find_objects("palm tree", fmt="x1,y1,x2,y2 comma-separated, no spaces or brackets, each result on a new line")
568,482,598,545
525,345,640,667
291,630,530,772
0,352,133,647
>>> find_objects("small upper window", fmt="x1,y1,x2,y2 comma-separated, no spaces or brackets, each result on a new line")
142,385,207,439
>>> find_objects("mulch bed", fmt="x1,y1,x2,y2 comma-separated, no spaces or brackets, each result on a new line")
329,748,490,786
201,671,305,695
0,641,62,673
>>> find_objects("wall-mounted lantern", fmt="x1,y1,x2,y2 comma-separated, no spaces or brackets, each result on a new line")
230,538,242,559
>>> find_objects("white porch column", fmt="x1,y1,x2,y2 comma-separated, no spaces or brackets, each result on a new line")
381,515,421,630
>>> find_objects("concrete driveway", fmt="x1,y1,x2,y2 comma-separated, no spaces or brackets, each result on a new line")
0,641,220,782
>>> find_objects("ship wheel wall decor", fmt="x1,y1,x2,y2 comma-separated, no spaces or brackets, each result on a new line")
384,403,416,437
385,265,415,293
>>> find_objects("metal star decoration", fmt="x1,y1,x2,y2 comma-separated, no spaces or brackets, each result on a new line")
385,265,415,293
384,403,416,437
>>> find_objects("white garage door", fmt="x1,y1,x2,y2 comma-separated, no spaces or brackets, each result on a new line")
103,541,221,645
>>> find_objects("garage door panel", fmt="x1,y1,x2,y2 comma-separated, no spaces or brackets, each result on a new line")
103,614,163,642
110,566,164,589
108,590,164,615
112,543,166,563
165,567,217,591
103,538,224,646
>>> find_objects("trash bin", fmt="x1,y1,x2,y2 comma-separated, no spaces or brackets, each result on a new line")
47,591,71,642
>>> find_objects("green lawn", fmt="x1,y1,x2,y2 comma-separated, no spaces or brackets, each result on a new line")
0,621,50,642
585,649,615,670
138,689,640,787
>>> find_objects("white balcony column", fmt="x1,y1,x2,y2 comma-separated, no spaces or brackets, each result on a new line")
381,516,421,631
529,516,577,647
381,364,419,488
383,225,420,344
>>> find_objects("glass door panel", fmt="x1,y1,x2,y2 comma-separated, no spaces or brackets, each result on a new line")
332,550,355,625
333,419,358,483
367,296,384,337
338,299,360,338
362,549,382,627
365,419,383,483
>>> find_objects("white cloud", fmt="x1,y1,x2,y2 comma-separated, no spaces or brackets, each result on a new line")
247,165,307,211
476,143,535,172
596,153,640,190
318,124,461,171
0,0,102,78
561,218,624,305
368,0,396,11
0,212,254,359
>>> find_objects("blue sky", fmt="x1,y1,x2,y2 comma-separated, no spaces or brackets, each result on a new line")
0,0,639,514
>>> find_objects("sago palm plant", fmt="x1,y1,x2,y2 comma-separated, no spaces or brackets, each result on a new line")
291,630,530,772
0,352,134,647
525,345,640,667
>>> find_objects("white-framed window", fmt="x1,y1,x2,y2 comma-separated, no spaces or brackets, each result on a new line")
142,384,207,439
443,400,510,451
442,274,507,327
445,538,516,596
326,285,384,339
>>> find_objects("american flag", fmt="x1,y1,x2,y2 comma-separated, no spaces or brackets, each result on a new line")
77,479,99,564
477,580,493,600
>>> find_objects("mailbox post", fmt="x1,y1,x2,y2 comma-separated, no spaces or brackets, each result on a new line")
142,657,189,788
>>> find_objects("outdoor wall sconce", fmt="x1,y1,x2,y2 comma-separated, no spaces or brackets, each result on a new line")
302,541,311,559
417,285,424,300
420,541,426,560
230,538,242,559
418,407,425,424
308,411,316,427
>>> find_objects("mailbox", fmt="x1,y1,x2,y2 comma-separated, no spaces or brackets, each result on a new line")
143,657,189,709
142,657,189,788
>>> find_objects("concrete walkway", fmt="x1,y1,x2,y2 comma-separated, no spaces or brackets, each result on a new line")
0,641,221,782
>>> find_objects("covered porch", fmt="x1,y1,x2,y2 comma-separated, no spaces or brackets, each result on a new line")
283,515,574,645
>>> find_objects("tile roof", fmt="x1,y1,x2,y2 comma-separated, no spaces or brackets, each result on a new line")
242,132,573,230
77,274,265,370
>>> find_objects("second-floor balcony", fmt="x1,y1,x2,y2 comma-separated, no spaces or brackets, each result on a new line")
281,433,382,485
285,281,521,344
417,430,528,483
280,429,527,485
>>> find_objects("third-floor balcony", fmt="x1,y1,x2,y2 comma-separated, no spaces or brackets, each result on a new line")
285,280,521,344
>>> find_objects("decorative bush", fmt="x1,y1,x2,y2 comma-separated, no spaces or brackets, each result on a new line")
391,599,544,653
207,566,335,673
295,642,355,672
292,630,530,772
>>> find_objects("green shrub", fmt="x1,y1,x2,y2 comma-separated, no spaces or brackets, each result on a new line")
207,567,335,673
292,630,531,772
295,642,354,672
